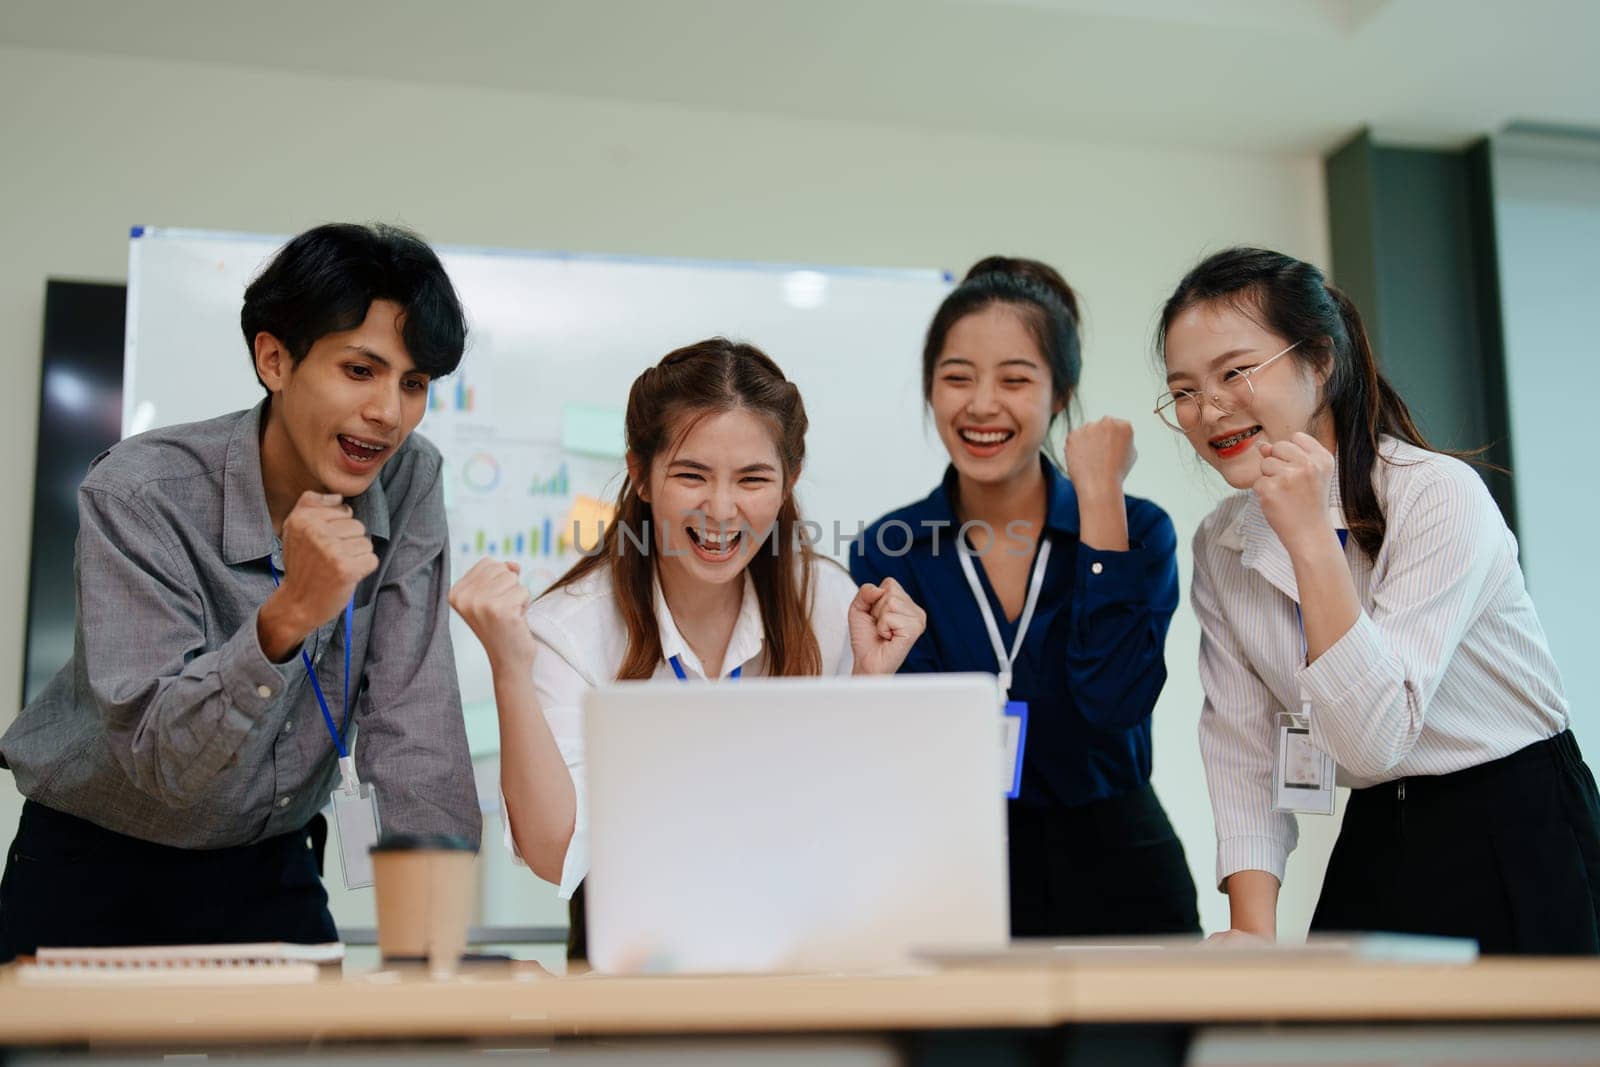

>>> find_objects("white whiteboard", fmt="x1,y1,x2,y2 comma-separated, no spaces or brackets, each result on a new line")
125,228,954,749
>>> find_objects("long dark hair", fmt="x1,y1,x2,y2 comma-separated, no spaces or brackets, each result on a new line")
545,338,822,680
922,256,1083,435
1157,247,1460,559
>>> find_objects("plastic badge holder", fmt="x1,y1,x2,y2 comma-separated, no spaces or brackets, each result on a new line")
331,779,381,889
1274,708,1335,815
1002,701,1028,799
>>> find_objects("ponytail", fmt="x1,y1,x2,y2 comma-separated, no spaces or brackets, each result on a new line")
1322,286,1440,558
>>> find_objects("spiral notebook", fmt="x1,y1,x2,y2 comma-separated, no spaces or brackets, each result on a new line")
17,941,343,985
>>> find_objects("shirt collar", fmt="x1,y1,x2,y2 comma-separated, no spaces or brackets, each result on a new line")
351,466,391,544
905,455,1081,543
652,569,763,679
221,402,277,565
221,399,392,565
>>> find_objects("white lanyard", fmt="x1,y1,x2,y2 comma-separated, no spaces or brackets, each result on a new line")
956,537,1051,697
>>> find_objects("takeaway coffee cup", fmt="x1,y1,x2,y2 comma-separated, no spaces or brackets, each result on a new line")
369,833,477,977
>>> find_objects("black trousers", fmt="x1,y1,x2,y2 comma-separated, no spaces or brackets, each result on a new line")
0,800,338,962
1312,730,1600,955
1008,783,1200,938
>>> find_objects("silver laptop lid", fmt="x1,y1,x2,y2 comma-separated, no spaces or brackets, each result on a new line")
582,673,1009,973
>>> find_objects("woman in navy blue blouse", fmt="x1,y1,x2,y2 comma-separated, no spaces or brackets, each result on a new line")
851,256,1199,937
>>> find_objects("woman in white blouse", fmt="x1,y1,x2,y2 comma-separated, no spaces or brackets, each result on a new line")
1157,247,1599,953
447,338,926,957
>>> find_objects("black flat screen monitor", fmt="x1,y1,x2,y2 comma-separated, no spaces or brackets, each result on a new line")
23,280,126,706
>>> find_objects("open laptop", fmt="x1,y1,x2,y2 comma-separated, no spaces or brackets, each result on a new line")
581,673,1010,973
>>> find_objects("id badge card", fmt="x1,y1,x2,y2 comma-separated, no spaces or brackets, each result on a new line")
330,781,381,889
1002,701,1028,799
1274,710,1335,815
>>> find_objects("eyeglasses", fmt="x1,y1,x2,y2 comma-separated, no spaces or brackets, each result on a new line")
1153,340,1303,432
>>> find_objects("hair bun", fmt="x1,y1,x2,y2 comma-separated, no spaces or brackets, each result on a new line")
962,255,1080,324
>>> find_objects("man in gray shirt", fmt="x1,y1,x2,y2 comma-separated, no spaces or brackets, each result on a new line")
0,223,481,958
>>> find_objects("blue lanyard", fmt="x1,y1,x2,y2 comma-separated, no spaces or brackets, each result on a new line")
266,557,354,760
668,655,741,682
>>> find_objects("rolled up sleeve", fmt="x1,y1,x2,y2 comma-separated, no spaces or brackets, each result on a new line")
1294,471,1503,778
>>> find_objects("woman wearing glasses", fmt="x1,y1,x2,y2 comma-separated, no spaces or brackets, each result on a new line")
1160,246,1600,953
851,256,1200,939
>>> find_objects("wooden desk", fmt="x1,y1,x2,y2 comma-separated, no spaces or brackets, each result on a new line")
3,958,1598,1063
0,965,1055,1045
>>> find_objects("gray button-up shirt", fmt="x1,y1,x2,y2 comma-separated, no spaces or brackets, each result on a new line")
1,401,481,850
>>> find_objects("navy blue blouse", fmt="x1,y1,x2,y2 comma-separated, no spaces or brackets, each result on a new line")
849,458,1179,809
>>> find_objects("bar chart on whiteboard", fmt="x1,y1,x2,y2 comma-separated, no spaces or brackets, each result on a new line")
416,354,627,732
425,394,621,588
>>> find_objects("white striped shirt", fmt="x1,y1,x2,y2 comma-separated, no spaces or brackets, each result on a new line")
1193,437,1569,888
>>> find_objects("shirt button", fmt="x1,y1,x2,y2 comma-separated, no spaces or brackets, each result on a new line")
257,684,274,698
1091,562,1104,575
277,796,292,809
283,720,294,735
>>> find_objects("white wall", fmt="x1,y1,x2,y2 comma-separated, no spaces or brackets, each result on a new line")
0,43,1332,939
1493,130,1600,744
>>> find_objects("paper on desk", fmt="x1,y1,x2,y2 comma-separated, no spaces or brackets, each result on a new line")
34,942,345,965
18,962,319,986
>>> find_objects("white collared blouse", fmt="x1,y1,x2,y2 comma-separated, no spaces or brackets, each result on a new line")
1192,437,1569,888
505,557,858,897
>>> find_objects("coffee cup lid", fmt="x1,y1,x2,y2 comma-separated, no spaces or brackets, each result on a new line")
369,832,477,854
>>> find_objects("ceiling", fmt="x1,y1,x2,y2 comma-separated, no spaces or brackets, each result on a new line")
2,0,1595,155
